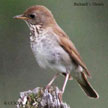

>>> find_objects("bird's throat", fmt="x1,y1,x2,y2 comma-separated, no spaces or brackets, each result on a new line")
28,24,43,42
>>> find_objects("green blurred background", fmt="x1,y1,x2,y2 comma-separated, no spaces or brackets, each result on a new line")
0,0,108,108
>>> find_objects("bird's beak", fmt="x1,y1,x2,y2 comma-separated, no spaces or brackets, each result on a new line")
13,14,29,20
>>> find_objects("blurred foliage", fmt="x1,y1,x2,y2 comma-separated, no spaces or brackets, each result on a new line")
0,0,108,108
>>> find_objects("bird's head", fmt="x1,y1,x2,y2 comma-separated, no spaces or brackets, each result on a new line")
14,5,56,27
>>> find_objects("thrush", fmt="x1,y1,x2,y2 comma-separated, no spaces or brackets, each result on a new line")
14,5,99,99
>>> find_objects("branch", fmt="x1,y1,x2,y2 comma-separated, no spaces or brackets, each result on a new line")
16,86,70,108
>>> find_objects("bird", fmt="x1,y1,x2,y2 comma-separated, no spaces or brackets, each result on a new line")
14,5,99,100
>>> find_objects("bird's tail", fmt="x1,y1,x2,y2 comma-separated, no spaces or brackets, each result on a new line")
76,72,99,98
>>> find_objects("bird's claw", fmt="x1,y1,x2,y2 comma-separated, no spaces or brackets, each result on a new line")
58,91,63,102
45,85,50,90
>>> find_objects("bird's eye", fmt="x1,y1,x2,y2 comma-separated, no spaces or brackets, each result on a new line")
29,14,35,19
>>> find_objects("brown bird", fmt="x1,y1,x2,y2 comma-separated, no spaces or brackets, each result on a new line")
14,5,99,99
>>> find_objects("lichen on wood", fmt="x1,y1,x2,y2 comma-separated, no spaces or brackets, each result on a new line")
16,86,70,108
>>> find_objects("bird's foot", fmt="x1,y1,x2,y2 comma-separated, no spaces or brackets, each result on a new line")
58,91,63,102
45,84,50,90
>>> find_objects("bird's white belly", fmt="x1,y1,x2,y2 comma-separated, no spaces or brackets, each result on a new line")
30,36,74,73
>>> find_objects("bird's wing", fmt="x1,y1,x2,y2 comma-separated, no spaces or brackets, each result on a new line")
59,36,90,76
53,26,90,76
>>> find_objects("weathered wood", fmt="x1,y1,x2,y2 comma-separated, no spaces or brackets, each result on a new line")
17,86,70,108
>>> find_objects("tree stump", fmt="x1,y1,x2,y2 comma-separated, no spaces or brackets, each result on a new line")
17,86,70,108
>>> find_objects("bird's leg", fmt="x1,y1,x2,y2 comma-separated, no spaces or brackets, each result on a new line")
46,73,59,89
62,72,70,93
59,72,70,101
